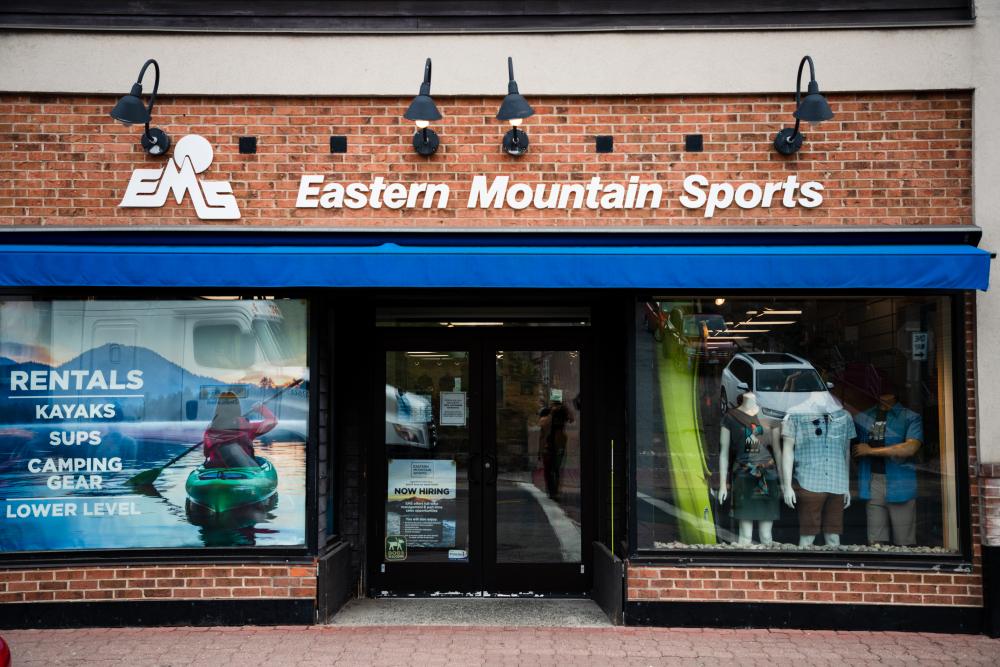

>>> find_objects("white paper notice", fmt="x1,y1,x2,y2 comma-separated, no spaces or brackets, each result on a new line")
440,392,467,426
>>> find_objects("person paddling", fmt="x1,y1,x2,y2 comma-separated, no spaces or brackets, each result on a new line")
202,391,277,469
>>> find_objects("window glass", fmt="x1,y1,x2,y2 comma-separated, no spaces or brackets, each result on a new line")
0,298,310,552
635,297,958,555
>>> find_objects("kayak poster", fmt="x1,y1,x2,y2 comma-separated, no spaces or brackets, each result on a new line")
385,459,456,549
0,299,309,552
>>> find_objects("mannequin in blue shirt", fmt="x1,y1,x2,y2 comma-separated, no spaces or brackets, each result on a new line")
852,391,923,546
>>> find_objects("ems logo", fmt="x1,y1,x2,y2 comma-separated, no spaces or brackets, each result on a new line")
119,134,240,220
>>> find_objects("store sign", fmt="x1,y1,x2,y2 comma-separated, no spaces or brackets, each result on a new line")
119,134,241,220
678,175,823,218
116,139,825,220
296,174,824,217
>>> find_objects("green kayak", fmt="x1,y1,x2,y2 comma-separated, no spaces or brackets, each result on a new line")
185,456,278,513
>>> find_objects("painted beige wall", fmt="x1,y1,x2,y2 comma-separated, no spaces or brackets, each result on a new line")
0,2,998,463
0,28,981,96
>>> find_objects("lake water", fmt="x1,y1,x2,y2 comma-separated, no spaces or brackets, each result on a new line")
0,434,306,552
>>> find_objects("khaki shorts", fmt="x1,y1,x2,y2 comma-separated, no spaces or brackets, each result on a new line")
794,484,845,536
867,473,916,546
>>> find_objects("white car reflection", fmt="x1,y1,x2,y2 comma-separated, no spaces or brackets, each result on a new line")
385,384,436,449
720,352,841,424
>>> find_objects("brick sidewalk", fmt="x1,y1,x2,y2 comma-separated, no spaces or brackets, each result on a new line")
4,626,998,666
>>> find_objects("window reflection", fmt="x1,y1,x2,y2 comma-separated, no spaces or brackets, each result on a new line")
636,297,957,555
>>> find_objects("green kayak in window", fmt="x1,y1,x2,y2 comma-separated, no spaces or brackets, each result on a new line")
185,457,279,513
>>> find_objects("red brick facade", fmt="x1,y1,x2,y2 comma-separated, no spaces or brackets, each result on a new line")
627,567,981,606
0,564,316,604
0,89,983,617
0,91,971,228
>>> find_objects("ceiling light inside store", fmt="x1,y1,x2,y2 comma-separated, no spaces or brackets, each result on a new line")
446,322,506,327
762,309,803,315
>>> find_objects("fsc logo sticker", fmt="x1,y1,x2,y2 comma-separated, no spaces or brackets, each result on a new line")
119,134,240,220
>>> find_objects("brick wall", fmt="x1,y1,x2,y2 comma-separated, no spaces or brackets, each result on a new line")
982,464,1000,547
0,564,316,603
627,567,981,606
628,292,983,608
0,91,971,228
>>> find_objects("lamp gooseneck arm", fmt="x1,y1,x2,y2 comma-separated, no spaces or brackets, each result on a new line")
419,58,432,96
789,55,816,142
136,58,160,141
507,56,519,95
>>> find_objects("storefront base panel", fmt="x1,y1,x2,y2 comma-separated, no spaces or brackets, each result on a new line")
0,564,317,604
627,566,982,607
0,599,314,629
591,543,625,625
982,545,1000,638
317,542,355,623
624,601,983,633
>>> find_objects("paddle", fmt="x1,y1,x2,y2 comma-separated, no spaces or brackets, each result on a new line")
126,377,305,488
126,443,201,487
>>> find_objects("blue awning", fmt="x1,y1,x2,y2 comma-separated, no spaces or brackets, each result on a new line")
0,243,989,290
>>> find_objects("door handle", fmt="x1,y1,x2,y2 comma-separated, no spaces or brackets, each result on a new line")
483,455,497,485
469,454,482,484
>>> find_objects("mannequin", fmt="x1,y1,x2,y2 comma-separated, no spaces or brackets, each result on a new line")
718,392,782,546
781,393,855,548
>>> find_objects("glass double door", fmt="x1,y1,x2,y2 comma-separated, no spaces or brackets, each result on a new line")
374,330,590,594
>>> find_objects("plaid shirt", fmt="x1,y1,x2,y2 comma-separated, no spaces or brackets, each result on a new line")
782,409,856,494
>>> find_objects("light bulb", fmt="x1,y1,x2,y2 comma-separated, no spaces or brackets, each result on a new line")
715,298,726,306
509,118,524,127
415,119,430,129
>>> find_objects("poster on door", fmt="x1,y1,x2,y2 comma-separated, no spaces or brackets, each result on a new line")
385,458,456,549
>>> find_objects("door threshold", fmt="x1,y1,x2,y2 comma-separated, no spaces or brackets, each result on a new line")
330,597,611,627
373,590,590,598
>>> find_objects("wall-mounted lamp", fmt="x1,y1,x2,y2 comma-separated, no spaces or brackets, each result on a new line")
109,59,171,157
773,55,834,156
496,57,535,157
403,58,442,156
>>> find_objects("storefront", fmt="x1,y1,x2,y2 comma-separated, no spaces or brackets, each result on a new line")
1,0,998,635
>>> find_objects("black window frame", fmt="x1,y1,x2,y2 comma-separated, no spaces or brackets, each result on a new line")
628,290,975,573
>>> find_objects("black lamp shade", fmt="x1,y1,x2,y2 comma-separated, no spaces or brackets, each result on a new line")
497,92,534,121
793,81,834,123
110,83,149,125
497,57,534,121
403,94,442,122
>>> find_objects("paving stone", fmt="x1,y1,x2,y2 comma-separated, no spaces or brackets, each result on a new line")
4,625,1000,665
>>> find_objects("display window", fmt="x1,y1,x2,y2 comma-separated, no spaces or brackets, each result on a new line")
0,297,309,552
635,296,960,555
